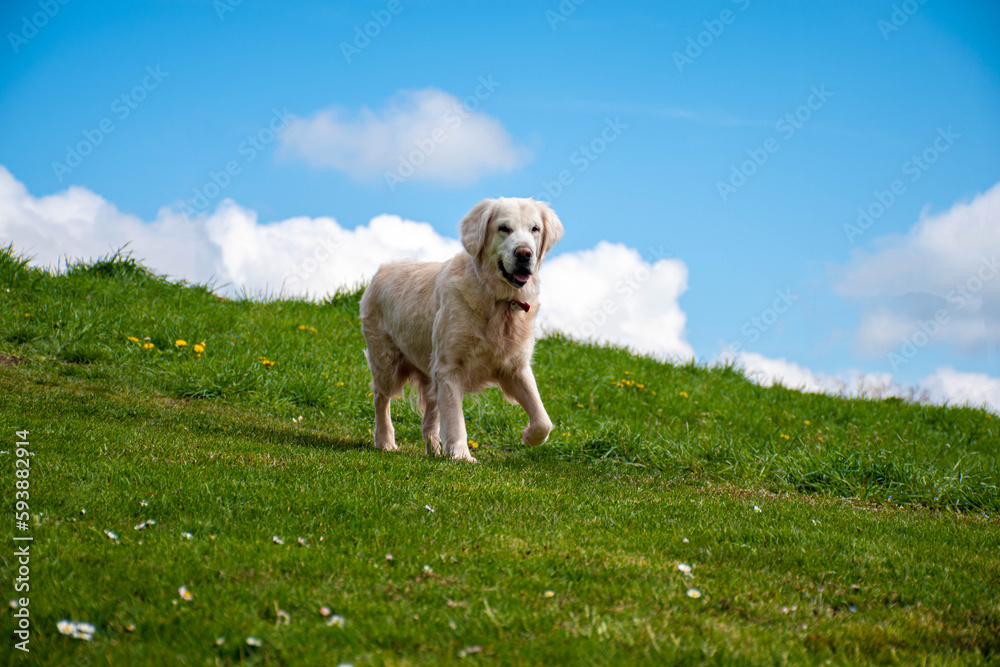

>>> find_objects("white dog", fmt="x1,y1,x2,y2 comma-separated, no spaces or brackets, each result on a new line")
359,197,564,462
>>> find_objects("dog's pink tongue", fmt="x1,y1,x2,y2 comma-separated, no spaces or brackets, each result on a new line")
515,273,531,282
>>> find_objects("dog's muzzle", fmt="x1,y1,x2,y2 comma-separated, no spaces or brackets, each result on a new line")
499,258,532,289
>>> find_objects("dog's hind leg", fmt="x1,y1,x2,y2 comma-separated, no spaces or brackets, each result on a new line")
362,325,405,452
416,372,441,456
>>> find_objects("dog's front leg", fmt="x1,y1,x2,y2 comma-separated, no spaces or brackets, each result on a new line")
435,369,476,462
499,365,553,447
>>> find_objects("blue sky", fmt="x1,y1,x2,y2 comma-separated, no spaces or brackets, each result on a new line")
1,0,999,400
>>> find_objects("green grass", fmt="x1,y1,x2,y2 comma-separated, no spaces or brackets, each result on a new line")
0,244,997,665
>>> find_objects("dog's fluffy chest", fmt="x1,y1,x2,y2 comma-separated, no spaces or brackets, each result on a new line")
482,304,534,358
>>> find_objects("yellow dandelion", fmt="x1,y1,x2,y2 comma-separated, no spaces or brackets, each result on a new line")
336,381,345,386
193,342,206,354
469,440,479,449
637,384,645,390
804,420,811,425
259,356,276,369
127,336,139,343
624,370,631,375
175,340,187,347
780,434,790,440
298,325,307,330
576,403,584,408
679,391,688,398
24,313,31,318
143,342,155,350
309,326,317,333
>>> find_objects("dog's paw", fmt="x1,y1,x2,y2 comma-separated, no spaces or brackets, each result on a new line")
521,420,552,448
376,441,399,452
451,453,478,463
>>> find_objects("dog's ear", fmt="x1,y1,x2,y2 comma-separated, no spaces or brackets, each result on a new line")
537,201,565,260
460,199,497,258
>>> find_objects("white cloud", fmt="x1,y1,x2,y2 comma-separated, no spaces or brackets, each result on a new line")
0,166,691,361
919,367,1000,412
537,242,693,360
0,166,460,295
276,87,533,186
2,165,995,414
725,351,913,399
833,182,1000,356
720,351,998,413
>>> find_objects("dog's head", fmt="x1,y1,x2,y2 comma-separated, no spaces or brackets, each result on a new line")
459,197,564,292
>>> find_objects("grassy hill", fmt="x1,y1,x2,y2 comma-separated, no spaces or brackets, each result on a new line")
0,244,997,665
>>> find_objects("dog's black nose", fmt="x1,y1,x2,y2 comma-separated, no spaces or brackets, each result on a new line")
514,246,533,262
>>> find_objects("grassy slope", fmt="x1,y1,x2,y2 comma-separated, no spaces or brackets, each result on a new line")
0,246,997,665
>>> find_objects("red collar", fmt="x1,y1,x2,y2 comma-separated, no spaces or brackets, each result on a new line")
508,299,530,313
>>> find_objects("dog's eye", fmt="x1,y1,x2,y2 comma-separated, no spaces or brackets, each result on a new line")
498,225,511,233
531,226,540,233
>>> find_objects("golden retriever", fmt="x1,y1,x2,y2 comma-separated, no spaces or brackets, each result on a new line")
359,197,565,462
